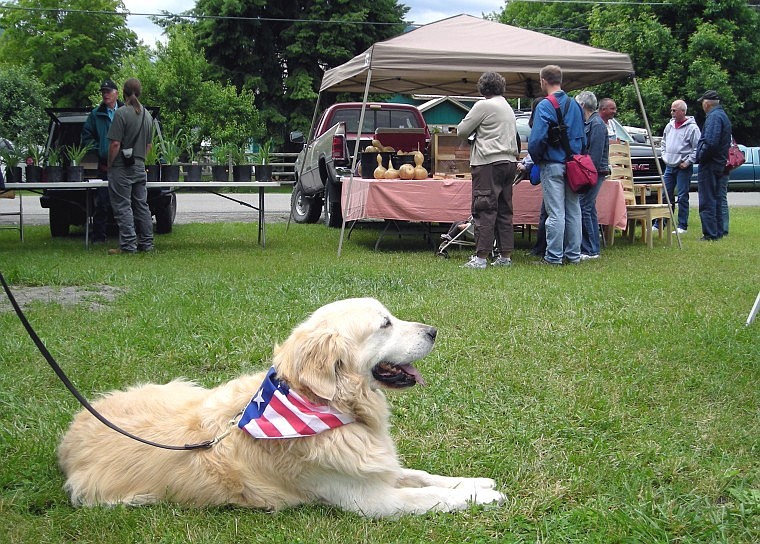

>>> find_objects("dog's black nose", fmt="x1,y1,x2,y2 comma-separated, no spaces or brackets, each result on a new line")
426,327,437,341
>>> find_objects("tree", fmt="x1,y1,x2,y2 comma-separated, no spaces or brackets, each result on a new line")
0,0,137,107
499,0,760,144
115,26,264,150
0,64,51,150
191,0,409,147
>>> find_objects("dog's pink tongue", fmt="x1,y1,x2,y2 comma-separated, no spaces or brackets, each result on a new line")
401,364,426,386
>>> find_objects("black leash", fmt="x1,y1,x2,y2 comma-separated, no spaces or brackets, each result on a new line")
1,272,216,451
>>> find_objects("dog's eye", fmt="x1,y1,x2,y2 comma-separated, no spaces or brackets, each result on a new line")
380,317,392,329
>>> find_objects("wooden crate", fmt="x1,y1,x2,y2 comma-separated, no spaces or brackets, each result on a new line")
432,133,471,177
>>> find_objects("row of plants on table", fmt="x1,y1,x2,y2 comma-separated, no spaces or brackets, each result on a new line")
2,143,93,183
4,131,274,184
132,129,274,184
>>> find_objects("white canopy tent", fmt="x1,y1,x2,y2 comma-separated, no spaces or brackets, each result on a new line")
306,14,673,253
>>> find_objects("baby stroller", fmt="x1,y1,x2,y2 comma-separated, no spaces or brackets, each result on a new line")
436,217,475,258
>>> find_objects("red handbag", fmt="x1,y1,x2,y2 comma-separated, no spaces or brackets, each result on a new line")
546,95,598,193
565,153,598,193
725,138,745,172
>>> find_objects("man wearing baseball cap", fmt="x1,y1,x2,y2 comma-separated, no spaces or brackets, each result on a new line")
694,90,731,241
82,78,123,243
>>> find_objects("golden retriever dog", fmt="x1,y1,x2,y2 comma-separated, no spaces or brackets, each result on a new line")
58,298,504,517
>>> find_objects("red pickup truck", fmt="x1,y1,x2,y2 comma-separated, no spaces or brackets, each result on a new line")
289,102,430,227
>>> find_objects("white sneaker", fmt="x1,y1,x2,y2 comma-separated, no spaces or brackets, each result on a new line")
672,227,687,234
491,256,512,267
580,254,600,261
461,256,487,269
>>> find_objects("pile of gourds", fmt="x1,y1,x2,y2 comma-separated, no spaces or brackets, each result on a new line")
367,139,427,180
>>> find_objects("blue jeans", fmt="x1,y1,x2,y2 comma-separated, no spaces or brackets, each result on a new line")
662,164,692,230
579,175,605,256
540,161,581,263
718,173,729,236
697,166,723,240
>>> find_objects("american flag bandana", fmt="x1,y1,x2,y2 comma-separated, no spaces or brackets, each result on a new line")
238,366,354,439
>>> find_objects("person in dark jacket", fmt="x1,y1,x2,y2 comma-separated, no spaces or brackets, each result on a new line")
575,91,609,260
82,79,123,243
695,90,731,241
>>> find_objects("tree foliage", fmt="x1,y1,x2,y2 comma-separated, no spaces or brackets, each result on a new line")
499,0,760,144
0,0,137,108
191,0,408,147
0,64,51,149
114,26,264,149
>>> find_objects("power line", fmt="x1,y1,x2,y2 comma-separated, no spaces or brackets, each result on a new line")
1,5,407,25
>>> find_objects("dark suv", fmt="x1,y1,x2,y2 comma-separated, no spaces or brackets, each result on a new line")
40,108,176,237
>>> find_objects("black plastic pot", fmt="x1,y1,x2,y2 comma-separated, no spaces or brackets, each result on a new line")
160,164,181,183
25,165,43,183
183,164,202,182
211,165,229,182
146,164,160,182
5,166,23,183
44,165,64,183
233,164,252,182
255,164,273,182
66,165,84,182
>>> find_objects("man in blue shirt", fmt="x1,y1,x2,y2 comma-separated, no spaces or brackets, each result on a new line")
528,65,586,265
694,90,731,241
82,79,122,243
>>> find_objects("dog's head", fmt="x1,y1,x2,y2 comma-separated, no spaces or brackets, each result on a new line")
272,298,436,402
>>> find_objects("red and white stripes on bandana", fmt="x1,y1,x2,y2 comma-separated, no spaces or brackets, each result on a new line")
238,366,354,439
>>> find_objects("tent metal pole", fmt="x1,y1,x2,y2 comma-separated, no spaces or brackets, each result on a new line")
631,76,682,249
338,68,374,257
287,92,325,232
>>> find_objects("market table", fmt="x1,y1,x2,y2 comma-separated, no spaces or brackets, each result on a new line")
341,177,627,246
2,180,281,248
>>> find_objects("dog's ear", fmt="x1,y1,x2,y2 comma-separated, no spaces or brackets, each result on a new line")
275,328,347,402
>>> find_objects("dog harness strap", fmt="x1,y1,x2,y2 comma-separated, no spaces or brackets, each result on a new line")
0,272,217,451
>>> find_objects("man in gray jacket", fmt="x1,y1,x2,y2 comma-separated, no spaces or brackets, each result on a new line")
657,99,701,234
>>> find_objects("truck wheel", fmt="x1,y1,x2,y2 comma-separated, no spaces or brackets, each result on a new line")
154,193,177,234
324,181,343,228
49,207,70,237
290,184,322,224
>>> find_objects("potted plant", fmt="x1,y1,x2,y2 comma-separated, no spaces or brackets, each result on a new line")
65,142,91,182
145,127,161,182
210,144,230,182
44,147,64,182
253,140,273,182
1,147,25,183
182,133,203,183
25,145,45,183
159,130,182,183
230,144,252,182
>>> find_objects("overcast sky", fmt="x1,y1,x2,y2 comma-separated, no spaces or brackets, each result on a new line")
122,1,505,45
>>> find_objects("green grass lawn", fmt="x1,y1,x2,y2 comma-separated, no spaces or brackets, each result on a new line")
1,209,759,543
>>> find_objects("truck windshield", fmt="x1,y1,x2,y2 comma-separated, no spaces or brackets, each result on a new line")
330,109,420,134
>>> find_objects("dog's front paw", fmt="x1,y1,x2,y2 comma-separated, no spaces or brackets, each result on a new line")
469,477,497,490
469,487,506,506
